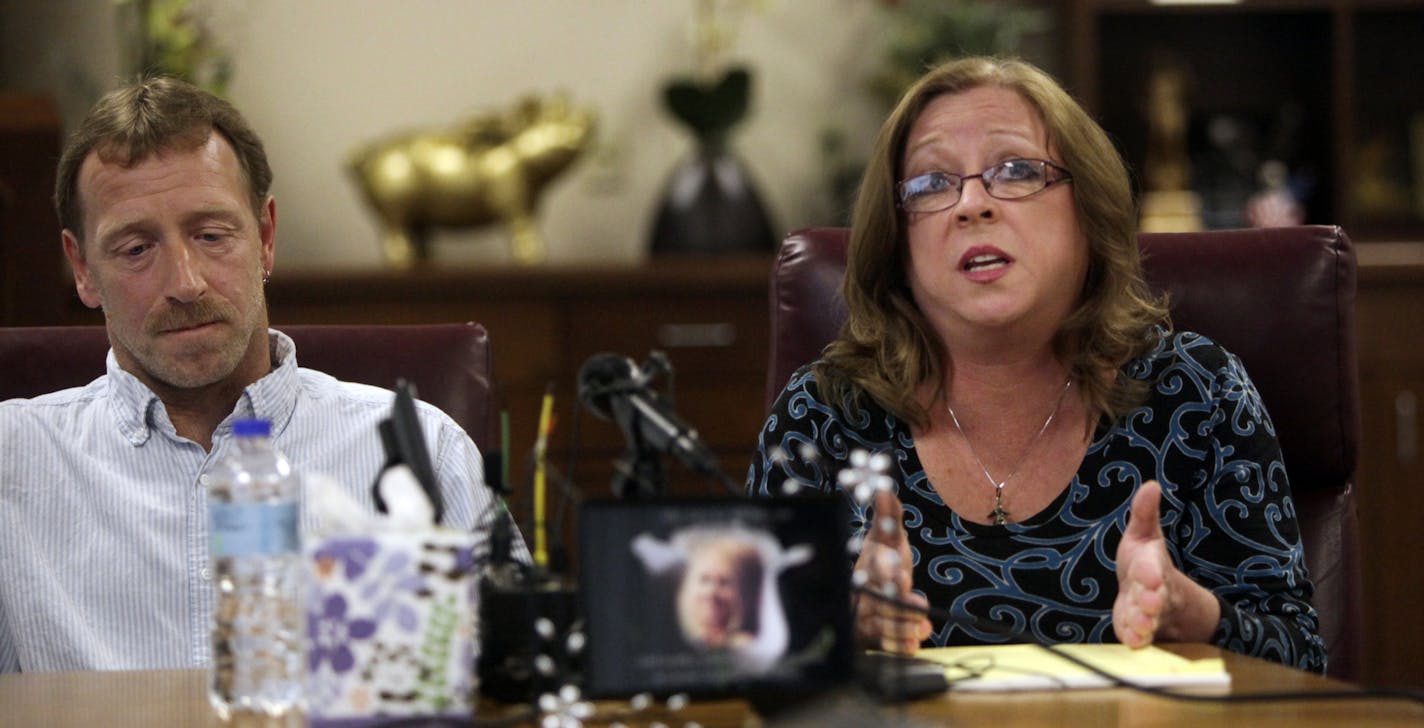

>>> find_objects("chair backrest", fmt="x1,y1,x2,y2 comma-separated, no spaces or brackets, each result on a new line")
766,225,1363,680
0,323,496,452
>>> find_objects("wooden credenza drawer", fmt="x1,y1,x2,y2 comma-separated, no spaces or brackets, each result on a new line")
1353,245,1424,690
566,295,767,378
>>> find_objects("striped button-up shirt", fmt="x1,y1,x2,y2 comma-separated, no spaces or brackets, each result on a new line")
0,330,501,672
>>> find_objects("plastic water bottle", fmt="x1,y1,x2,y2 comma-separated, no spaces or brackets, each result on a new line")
207,418,306,721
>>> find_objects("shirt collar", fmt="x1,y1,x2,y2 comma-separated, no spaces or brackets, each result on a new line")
105,329,301,446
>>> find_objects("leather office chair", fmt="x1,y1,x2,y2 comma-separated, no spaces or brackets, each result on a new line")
0,323,496,452
766,225,1363,680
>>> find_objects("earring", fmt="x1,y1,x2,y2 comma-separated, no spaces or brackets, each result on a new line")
262,269,271,284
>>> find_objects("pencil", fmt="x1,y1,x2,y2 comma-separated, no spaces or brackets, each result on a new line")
533,384,555,568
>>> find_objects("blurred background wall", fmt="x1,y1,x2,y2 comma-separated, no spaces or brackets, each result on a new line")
0,0,919,267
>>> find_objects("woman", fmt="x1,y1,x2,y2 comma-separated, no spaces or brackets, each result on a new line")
747,57,1325,672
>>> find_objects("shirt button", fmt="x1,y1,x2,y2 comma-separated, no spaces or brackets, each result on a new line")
199,474,210,486
201,567,212,581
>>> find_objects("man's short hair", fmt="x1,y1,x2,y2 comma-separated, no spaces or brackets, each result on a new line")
54,76,272,244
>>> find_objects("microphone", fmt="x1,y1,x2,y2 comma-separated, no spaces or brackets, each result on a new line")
576,351,723,480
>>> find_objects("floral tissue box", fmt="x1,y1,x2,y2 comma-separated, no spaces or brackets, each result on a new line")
307,530,482,725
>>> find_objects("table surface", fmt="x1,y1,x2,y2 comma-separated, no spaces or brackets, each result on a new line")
2,645,1421,728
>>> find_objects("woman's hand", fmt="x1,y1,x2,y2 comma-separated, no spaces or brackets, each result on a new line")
853,489,933,653
1113,480,1221,648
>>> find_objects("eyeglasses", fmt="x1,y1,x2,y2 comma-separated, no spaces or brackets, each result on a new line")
896,159,1073,213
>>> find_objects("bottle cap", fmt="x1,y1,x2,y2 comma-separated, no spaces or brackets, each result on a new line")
232,418,272,438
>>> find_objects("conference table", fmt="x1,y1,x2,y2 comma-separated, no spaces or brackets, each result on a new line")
3,645,1420,727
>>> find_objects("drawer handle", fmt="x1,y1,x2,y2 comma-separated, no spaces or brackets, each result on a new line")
657,323,736,348
1397,390,1418,465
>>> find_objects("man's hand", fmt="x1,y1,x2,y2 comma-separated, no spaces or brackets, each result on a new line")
853,489,933,653
1113,480,1220,648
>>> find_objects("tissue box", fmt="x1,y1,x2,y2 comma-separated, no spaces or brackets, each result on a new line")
307,530,482,725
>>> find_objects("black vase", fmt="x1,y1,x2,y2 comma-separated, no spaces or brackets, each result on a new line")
649,144,777,255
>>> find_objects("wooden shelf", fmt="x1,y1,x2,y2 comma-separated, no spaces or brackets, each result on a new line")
1065,0,1424,241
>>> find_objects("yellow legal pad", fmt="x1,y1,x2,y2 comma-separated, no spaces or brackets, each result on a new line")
915,644,1230,692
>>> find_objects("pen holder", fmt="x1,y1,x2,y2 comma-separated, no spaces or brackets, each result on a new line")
306,530,484,726
476,569,581,703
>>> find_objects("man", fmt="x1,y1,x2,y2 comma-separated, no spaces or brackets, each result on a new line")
0,77,507,672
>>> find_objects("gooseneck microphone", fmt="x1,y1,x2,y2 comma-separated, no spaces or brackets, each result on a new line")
577,351,738,495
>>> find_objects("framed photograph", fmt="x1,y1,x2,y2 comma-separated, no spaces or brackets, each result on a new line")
579,496,853,699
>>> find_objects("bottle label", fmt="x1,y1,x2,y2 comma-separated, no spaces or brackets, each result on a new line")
209,501,300,557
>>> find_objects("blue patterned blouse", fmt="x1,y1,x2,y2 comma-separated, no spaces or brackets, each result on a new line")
747,329,1326,672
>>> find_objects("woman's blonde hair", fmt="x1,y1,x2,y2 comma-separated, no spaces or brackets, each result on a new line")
818,56,1168,428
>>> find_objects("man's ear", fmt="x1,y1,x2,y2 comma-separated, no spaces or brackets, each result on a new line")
259,195,276,276
61,230,102,309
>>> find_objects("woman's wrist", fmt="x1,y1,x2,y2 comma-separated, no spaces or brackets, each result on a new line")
1158,569,1222,643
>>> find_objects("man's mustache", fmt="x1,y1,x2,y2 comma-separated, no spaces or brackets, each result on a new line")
146,299,234,334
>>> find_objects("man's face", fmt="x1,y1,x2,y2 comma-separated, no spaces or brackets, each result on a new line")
679,546,748,648
62,132,276,395
687,550,741,622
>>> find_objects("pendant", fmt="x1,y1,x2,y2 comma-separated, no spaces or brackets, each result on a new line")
988,502,1010,526
988,483,1010,525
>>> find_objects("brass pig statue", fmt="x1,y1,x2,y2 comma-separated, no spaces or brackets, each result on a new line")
349,94,596,266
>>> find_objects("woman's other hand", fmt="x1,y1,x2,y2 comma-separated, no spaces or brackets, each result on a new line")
1113,480,1221,648
853,489,934,653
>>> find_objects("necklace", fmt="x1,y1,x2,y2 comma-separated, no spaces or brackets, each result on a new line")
945,377,1072,526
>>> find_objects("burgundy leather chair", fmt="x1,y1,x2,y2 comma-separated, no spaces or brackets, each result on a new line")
0,322,496,452
766,225,1363,680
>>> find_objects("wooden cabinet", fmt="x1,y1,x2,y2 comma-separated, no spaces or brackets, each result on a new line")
1064,0,1424,241
1353,245,1424,690
0,93,66,326
261,257,774,505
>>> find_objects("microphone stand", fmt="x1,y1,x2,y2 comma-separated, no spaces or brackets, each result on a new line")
610,443,667,500
608,397,668,499
582,350,742,498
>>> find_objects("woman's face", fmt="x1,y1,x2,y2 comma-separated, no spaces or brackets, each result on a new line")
681,548,743,644
900,85,1088,349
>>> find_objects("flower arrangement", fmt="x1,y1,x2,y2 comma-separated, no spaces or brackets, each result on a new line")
869,0,1049,108
116,0,232,94
659,0,767,150
649,0,778,255
820,0,1049,223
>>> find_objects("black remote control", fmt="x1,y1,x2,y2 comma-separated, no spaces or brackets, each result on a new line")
856,652,951,702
